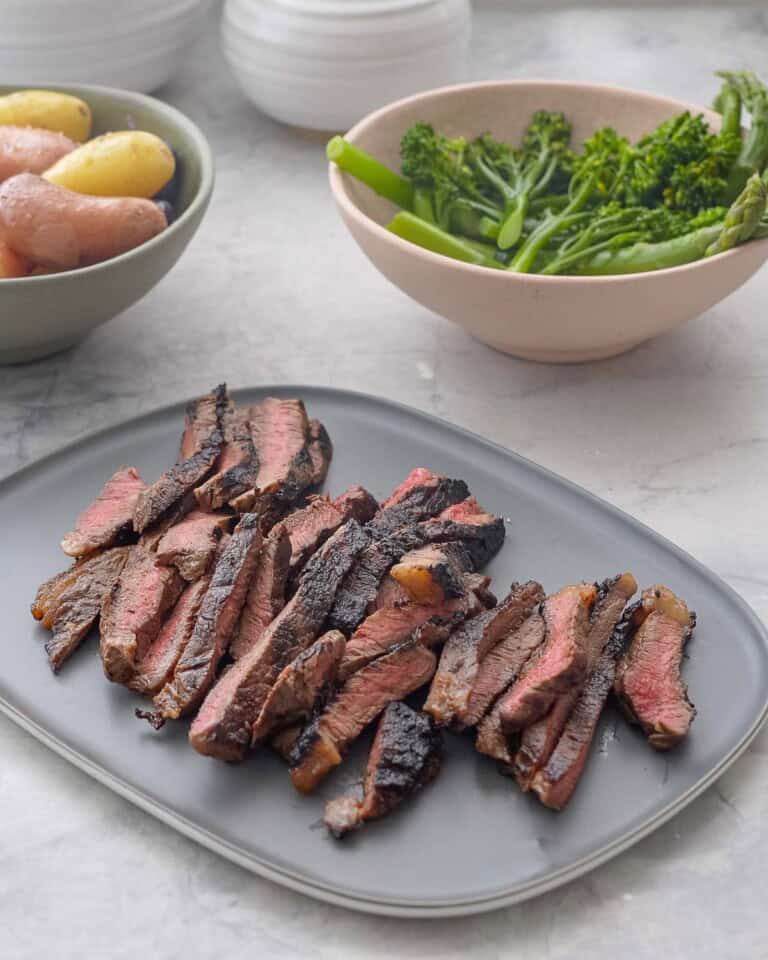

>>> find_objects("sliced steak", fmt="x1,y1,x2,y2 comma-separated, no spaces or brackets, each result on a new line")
420,497,506,569
614,585,696,750
137,491,198,552
289,640,437,793
326,473,470,634
531,604,638,810
463,572,497,610
281,486,376,586
179,383,227,461
61,466,146,558
324,702,442,838
195,406,259,511
150,513,264,721
251,630,346,743
229,398,314,512
338,595,469,682
135,388,228,534
375,575,411,610
334,485,379,526
128,576,210,696
389,542,472,605
498,583,597,733
462,610,546,728
230,525,291,661
43,547,131,671
155,510,233,581
475,698,517,766
188,520,368,761
514,572,637,790
100,546,184,683
307,419,333,487
32,555,109,629
271,724,303,761
424,581,545,727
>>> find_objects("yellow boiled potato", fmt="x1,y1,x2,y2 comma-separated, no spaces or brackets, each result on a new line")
43,130,175,198
0,90,91,141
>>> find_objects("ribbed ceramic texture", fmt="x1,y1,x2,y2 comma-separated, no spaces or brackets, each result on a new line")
221,0,471,130
329,80,768,362
0,0,205,93
1,386,766,916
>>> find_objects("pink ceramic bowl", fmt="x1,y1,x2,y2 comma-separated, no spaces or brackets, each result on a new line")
329,80,768,363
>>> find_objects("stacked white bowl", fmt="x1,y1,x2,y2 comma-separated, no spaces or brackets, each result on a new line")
0,0,206,93
221,0,472,131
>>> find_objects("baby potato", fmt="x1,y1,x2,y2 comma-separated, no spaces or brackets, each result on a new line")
0,173,168,269
0,240,28,278
0,126,76,182
44,130,175,198
0,90,91,142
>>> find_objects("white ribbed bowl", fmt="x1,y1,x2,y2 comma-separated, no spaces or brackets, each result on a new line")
0,0,206,93
221,0,471,131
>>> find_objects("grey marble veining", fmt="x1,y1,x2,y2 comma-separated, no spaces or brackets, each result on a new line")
2,3,768,958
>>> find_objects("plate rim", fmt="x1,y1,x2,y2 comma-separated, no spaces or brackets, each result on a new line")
2,383,767,918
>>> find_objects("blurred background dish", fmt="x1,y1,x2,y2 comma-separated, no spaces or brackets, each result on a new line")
221,0,471,131
0,82,214,364
329,79,768,362
0,0,206,93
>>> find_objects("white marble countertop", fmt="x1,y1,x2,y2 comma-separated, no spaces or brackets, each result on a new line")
2,3,768,957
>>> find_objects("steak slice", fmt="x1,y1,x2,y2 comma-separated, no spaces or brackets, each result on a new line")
229,398,314,512
338,594,469,683
155,510,233,581
514,572,637,789
531,604,638,810
498,582,597,733
389,542,472,605
326,473,470,635
289,640,437,793
128,576,210,696
271,724,303,761
307,419,333,487
135,385,227,533
194,406,259,511
61,466,146,558
614,585,696,750
462,610,546,729
188,520,368,761
420,497,506,569
324,702,442,838
32,554,116,629
230,525,292,661
150,513,264,721
282,486,377,586
43,547,131,672
179,383,228,462
424,581,545,727
251,630,346,743
100,546,184,683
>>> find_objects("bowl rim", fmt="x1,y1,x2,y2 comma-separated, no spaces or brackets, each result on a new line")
0,80,215,287
329,77,768,284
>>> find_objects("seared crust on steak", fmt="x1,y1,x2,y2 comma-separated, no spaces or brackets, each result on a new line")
424,581,545,728
61,466,146,558
195,406,259,511
188,520,369,761
289,640,437,793
307,419,333,488
324,702,442,838
150,513,264,721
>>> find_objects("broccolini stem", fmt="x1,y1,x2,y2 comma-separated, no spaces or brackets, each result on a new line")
717,71,768,200
705,172,767,255
568,226,722,274
450,205,500,240
412,188,436,223
386,212,502,269
507,173,598,272
327,136,414,209
715,83,742,140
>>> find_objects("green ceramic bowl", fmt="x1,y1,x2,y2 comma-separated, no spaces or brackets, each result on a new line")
0,82,214,363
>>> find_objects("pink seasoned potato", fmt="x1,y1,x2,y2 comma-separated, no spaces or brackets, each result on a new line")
0,239,29,278
0,173,167,269
0,125,76,182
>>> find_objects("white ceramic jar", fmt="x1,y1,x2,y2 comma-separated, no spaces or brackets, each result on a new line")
221,0,472,131
0,0,206,93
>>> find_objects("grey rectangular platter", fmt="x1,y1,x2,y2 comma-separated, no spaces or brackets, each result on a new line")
1,385,766,918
